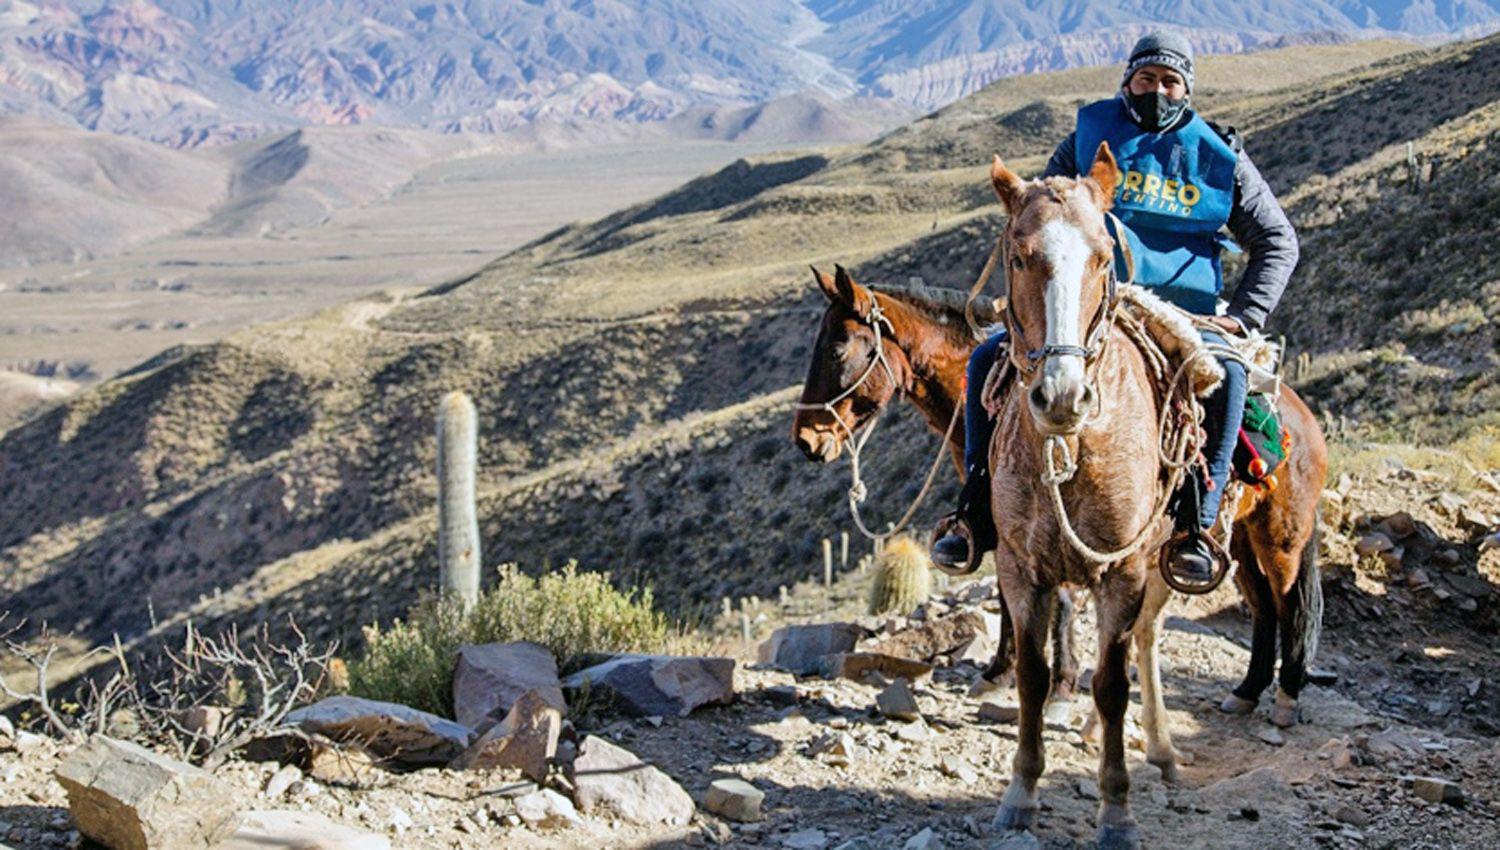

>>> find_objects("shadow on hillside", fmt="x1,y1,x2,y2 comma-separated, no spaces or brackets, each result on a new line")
1246,35,1500,190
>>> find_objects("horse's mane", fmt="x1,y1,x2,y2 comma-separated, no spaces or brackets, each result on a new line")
868,281,1003,341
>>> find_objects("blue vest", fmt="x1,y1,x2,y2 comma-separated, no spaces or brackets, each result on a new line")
1074,97,1238,315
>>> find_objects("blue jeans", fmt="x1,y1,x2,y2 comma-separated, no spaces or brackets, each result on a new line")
961,328,1247,531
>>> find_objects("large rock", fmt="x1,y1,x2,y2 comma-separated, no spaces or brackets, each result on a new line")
282,696,472,766
215,810,389,849
449,689,561,780
571,735,694,825
563,654,734,717
871,612,988,662
55,735,241,850
758,624,864,675
452,642,566,733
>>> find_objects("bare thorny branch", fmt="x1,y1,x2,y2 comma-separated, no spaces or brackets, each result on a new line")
1,613,337,768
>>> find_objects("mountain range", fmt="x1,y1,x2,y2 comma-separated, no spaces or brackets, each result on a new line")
2,0,1498,147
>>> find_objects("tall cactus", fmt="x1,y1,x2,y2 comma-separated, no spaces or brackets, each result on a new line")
437,391,481,611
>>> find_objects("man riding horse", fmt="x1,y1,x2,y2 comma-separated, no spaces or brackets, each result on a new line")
931,30,1300,586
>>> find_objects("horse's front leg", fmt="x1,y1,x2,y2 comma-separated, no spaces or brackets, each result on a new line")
1093,573,1146,850
993,565,1052,833
1133,572,1180,782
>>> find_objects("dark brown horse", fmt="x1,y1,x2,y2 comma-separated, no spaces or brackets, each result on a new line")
791,266,1083,712
976,142,1326,847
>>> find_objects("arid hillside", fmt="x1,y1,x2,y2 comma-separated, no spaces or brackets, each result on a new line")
1,33,1496,704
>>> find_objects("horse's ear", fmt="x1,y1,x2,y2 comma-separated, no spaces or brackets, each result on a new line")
1087,141,1120,210
833,264,874,315
990,154,1026,216
811,265,839,303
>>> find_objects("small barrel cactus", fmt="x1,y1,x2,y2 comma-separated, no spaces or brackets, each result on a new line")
868,535,933,616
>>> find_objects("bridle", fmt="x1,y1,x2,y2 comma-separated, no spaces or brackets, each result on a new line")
793,300,899,448
1001,211,1133,396
794,297,962,542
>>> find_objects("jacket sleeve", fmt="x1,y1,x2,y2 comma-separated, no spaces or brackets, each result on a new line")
1041,132,1078,178
1224,150,1299,331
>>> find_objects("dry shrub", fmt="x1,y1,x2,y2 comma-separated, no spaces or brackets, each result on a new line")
349,562,678,717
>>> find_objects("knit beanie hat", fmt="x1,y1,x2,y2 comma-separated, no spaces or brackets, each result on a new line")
1122,31,1195,93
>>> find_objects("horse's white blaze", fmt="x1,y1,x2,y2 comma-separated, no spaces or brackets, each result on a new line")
1039,218,1089,404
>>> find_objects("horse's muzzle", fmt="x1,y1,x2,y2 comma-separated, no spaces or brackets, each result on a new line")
1028,359,1095,434
793,428,843,463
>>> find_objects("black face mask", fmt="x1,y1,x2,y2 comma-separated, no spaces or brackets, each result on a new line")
1124,90,1189,132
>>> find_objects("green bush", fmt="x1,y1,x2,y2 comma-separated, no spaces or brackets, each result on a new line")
348,562,678,717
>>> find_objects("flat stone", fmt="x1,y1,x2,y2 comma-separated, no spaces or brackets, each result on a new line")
1330,804,1371,828
282,696,472,766
940,755,978,785
832,652,933,683
571,735,694,825
782,828,830,849
759,624,864,675
903,826,944,850
871,612,988,662
305,739,379,787
876,680,921,722
977,700,1020,724
1075,777,1101,800
1257,727,1286,746
1412,776,1464,805
809,730,860,766
1366,727,1423,757
452,642,566,733
215,810,389,849
513,789,583,829
704,778,764,822
892,721,931,743
262,765,302,800
449,689,561,780
55,735,240,850
1355,533,1396,557
564,654,734,717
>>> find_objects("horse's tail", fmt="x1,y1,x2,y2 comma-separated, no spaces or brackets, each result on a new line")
1278,518,1324,696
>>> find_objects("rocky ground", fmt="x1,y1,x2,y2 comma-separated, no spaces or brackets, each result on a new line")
2,463,1498,850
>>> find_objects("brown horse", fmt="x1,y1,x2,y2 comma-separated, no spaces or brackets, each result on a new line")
980,142,1326,847
791,266,1083,710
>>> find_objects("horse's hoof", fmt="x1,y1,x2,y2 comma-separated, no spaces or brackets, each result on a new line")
1148,757,1181,785
1271,701,1299,728
1219,694,1256,715
1043,698,1073,728
1095,823,1143,850
993,804,1038,832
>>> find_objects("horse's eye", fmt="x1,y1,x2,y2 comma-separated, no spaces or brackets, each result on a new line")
1010,255,1024,271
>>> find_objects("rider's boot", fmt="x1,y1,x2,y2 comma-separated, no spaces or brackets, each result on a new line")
1164,475,1217,586
931,463,996,574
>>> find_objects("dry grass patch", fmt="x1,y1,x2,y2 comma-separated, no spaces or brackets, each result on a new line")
348,562,687,717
